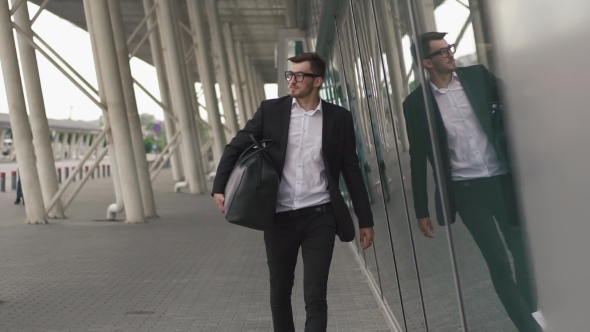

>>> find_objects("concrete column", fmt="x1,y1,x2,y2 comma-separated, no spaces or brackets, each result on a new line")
0,128,5,151
143,0,184,182
0,0,46,224
74,133,82,158
86,0,145,223
416,0,437,32
157,0,205,194
174,1,207,186
222,23,247,128
108,0,157,218
245,54,259,110
67,133,74,159
205,0,239,135
84,0,124,221
256,73,266,101
13,0,66,218
60,133,67,160
51,130,58,158
378,0,409,151
468,0,489,68
235,41,253,119
186,0,226,165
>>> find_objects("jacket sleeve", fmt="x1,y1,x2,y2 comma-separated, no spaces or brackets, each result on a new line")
403,99,430,219
341,111,374,228
211,103,264,196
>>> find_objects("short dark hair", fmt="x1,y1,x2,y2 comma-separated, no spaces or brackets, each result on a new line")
411,31,448,62
287,52,326,79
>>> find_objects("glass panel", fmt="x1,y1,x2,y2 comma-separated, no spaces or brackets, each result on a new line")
405,0,541,331
344,0,466,331
334,6,387,299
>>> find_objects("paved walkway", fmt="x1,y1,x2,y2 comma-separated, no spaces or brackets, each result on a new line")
0,169,390,332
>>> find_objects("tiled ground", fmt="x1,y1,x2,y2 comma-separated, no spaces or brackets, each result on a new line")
0,168,390,332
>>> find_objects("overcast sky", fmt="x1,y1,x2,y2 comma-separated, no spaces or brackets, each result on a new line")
0,1,473,123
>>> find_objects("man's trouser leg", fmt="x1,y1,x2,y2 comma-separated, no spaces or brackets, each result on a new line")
454,177,542,332
264,204,336,332
302,207,336,331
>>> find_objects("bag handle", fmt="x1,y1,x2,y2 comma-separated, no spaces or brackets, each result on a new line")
237,134,274,162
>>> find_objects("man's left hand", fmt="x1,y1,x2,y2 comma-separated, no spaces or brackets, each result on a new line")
359,227,374,250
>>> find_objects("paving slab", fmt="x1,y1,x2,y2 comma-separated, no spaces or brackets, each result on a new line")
0,169,389,332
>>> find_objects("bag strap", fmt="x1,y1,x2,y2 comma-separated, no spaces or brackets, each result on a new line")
237,135,274,162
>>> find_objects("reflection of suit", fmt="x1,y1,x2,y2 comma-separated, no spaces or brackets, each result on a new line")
403,65,541,332
212,95,374,239
402,65,507,225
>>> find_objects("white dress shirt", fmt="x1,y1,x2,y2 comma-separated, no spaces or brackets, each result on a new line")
276,98,331,212
431,72,507,181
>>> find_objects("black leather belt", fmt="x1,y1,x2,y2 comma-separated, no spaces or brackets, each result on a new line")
276,202,332,218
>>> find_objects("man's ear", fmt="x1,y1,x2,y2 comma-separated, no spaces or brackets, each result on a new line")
422,59,433,70
315,77,323,88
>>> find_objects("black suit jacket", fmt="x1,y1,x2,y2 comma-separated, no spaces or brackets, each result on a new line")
403,65,506,225
212,96,374,242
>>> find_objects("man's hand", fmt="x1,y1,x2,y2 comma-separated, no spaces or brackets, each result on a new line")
213,194,225,214
418,217,434,238
359,227,374,250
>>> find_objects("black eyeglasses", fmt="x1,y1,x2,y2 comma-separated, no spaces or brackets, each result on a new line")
425,44,456,59
285,71,320,82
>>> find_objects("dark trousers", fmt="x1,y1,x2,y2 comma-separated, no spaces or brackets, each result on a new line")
264,203,336,332
453,175,541,332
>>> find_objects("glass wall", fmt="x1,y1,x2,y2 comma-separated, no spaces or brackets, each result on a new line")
313,0,541,331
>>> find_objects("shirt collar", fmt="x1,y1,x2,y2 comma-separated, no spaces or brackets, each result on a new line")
430,71,459,93
292,98,323,113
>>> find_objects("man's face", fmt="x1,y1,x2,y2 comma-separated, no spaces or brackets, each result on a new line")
423,39,457,74
288,61,322,98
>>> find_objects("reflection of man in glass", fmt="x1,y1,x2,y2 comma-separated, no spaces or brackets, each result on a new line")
403,32,541,332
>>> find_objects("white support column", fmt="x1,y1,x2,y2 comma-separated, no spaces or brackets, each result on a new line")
221,22,247,128
67,133,74,159
468,0,489,67
0,128,6,150
245,54,259,110
74,133,82,158
416,0,437,32
60,132,67,160
157,0,205,194
84,0,124,221
13,0,65,218
143,0,183,182
205,0,239,135
257,73,266,100
186,0,226,165
0,0,46,224
379,0,409,151
51,130,58,158
108,0,157,218
175,1,207,186
235,41,253,120
86,0,145,223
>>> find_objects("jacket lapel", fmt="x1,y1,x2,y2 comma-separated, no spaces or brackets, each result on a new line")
321,100,334,154
456,68,493,138
277,97,293,176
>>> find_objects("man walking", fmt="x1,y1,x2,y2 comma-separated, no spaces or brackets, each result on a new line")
403,32,541,332
212,52,374,332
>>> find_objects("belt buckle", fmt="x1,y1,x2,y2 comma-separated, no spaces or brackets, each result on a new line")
315,204,326,213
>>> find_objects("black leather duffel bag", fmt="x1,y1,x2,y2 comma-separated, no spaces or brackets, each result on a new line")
224,135,280,230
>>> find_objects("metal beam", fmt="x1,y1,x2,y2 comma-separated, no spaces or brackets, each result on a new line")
12,22,105,110
126,1,157,45
30,0,51,24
